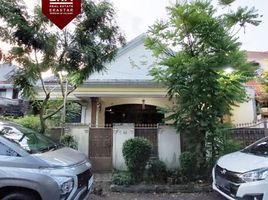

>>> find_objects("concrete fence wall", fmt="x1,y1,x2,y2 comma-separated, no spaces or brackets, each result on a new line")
158,125,181,169
65,124,89,157
59,124,181,170
113,124,135,171
112,124,181,170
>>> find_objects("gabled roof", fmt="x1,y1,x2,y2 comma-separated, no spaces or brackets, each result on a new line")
116,33,147,58
0,64,17,83
84,33,156,84
247,51,268,60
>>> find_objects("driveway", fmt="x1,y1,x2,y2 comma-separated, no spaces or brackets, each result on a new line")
90,192,225,200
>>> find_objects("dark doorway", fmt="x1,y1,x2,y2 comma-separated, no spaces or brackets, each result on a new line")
105,104,164,124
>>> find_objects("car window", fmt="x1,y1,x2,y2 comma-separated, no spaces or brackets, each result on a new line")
0,141,19,157
243,137,268,156
0,123,61,154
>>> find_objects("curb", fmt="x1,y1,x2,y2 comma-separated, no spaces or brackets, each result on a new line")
110,184,212,193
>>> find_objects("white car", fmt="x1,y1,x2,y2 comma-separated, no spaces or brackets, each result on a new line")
212,137,268,200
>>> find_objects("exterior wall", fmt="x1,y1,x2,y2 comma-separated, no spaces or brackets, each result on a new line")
231,99,256,124
158,125,181,169
65,125,89,156
0,88,14,99
89,34,155,81
231,87,256,124
113,124,135,170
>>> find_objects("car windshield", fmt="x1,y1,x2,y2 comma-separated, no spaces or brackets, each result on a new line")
242,137,268,156
0,122,61,154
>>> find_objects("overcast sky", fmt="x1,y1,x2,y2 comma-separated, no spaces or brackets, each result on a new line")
24,0,268,51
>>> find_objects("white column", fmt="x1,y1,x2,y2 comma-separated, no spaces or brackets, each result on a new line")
81,105,87,124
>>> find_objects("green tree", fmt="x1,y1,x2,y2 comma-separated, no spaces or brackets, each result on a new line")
0,0,124,133
145,0,260,175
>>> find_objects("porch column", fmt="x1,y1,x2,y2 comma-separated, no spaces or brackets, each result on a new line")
90,97,98,127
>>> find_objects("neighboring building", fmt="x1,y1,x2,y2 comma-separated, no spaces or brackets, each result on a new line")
0,64,25,117
245,51,268,119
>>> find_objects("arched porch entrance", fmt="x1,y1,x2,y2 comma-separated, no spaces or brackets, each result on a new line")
105,104,164,125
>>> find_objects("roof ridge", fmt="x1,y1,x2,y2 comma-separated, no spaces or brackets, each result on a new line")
116,33,147,58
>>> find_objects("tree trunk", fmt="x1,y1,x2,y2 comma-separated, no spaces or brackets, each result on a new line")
197,130,207,175
39,108,47,134
39,93,50,134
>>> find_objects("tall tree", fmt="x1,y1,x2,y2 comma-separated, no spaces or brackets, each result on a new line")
0,0,125,133
145,0,260,174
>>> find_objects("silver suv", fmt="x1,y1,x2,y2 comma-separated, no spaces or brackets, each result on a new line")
0,120,93,200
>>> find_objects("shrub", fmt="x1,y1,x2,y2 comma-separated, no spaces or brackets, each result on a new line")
220,138,242,156
180,151,198,179
147,158,167,183
61,134,78,149
164,169,188,184
9,115,41,131
122,138,152,181
112,171,134,185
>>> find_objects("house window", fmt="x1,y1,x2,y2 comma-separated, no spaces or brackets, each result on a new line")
0,89,6,98
12,89,19,99
66,102,82,123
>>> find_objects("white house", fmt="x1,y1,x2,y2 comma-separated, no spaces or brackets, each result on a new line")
33,34,263,171
36,34,258,126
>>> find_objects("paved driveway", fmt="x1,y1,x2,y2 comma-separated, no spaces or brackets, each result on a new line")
90,192,226,200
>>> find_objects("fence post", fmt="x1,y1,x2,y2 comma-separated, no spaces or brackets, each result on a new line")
264,119,268,137
113,123,135,170
158,125,181,169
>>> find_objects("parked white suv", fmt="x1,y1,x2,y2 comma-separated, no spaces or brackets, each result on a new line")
212,137,268,200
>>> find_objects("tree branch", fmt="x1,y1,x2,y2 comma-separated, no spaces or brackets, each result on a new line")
44,104,64,120
43,85,77,120
35,49,48,96
67,85,77,95
58,73,65,97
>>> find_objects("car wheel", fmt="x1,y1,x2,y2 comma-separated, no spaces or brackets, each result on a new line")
1,191,37,200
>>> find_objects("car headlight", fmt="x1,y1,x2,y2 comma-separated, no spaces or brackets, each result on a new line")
53,176,74,198
240,168,268,182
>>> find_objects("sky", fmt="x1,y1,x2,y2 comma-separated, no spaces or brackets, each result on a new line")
21,0,268,51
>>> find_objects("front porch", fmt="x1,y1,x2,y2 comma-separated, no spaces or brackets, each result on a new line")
77,96,173,127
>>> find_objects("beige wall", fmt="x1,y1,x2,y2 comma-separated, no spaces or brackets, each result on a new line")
231,99,256,124
37,85,256,126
